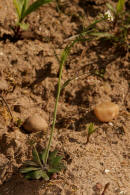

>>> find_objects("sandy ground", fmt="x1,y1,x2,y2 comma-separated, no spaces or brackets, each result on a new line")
0,0,130,194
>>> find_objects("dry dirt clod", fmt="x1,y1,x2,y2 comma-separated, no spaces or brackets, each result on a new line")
23,113,48,133
94,102,119,122
0,79,8,91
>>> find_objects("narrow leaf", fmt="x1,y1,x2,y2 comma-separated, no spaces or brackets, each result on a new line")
41,149,46,164
49,156,63,168
20,166,40,173
41,171,49,181
20,0,29,22
23,160,39,167
13,0,21,19
88,123,95,135
82,18,106,33
116,0,125,14
32,146,43,167
48,168,61,173
89,32,114,39
25,170,43,179
49,150,58,160
61,79,71,90
21,0,53,21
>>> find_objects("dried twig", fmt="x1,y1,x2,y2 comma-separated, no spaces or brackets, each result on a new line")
101,183,110,195
0,95,13,122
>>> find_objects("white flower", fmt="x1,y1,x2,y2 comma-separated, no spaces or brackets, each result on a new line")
105,10,114,21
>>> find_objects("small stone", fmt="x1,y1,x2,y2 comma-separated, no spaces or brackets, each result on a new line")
94,102,119,122
104,169,110,174
23,113,48,133
0,79,8,91
108,122,113,126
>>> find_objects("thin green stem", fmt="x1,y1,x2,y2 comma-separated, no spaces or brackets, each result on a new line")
44,58,64,163
44,41,77,164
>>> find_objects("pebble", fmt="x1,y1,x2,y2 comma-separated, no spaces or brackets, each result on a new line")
104,169,110,174
94,102,119,122
23,113,48,133
108,122,113,126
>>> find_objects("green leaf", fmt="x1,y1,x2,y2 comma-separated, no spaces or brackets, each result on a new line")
13,0,22,19
48,168,60,173
82,18,106,33
16,118,23,127
25,170,49,180
61,79,71,90
21,0,53,21
48,151,64,171
49,150,58,160
24,170,44,179
23,160,39,167
41,149,46,164
19,22,29,30
20,0,29,22
41,171,49,181
89,32,114,39
88,123,96,135
116,0,125,14
49,156,63,168
20,166,40,173
32,146,43,167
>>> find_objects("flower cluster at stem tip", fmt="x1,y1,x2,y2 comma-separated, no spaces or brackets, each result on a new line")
105,10,114,21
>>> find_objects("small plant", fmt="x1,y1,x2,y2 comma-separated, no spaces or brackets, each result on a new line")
20,17,108,181
19,29,87,181
106,0,125,18
16,118,23,128
13,0,53,37
86,123,96,144
80,0,129,50
104,0,129,48
20,145,65,180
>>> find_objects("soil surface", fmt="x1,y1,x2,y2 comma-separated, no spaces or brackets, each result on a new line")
0,0,130,195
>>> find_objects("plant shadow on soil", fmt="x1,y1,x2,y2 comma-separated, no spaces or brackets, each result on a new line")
0,30,44,43
0,174,46,195
78,0,103,17
30,62,57,89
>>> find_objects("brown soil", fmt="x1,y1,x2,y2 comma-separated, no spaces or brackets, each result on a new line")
0,0,129,195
